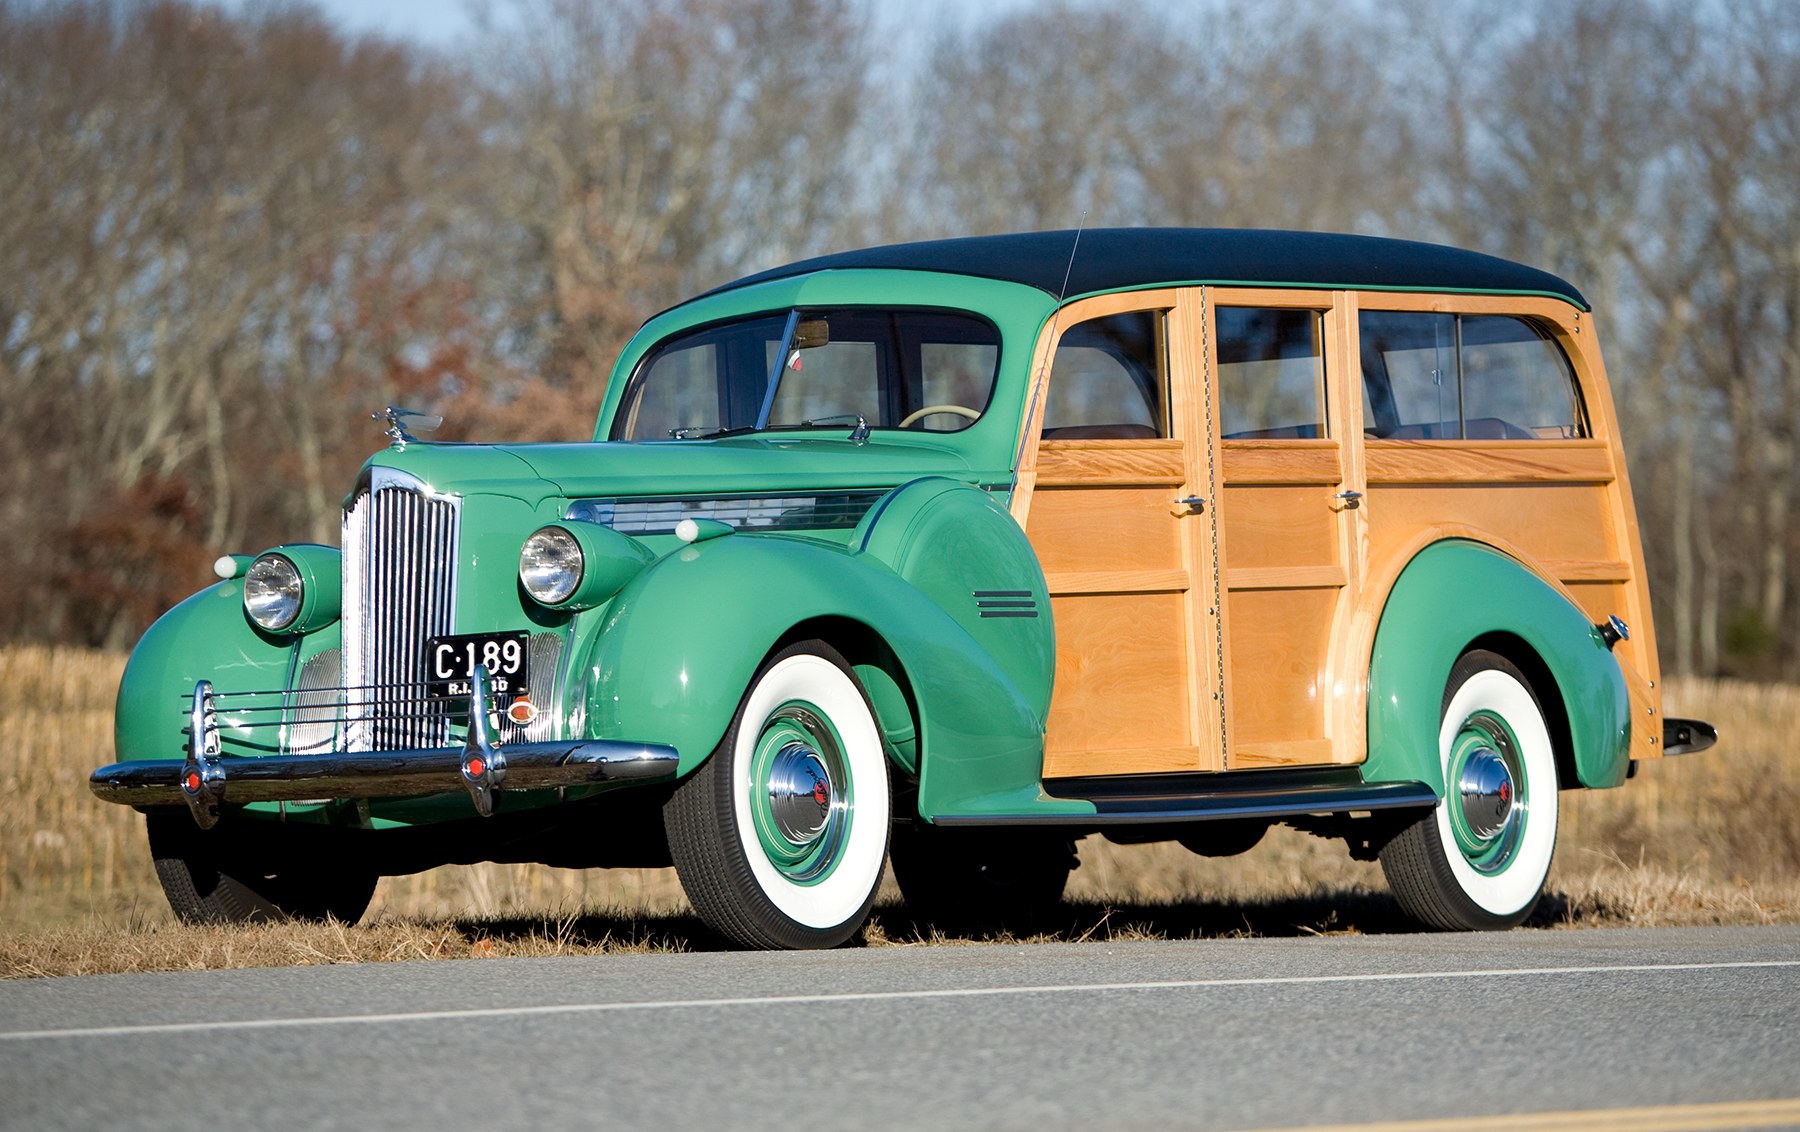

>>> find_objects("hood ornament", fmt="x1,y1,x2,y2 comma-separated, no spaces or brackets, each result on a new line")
374,406,443,450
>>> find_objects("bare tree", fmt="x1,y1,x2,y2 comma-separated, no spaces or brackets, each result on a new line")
3,0,1798,679
472,0,873,394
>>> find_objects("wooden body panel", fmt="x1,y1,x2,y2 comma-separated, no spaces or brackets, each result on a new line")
1210,293,1360,768
1028,485,1184,574
1040,591,1193,755
1365,484,1620,571
1014,285,1663,781
1017,291,1224,780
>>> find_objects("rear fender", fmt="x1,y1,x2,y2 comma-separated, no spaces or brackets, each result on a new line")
1365,540,1631,793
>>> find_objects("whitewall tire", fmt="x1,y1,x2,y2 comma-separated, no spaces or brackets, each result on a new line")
1381,650,1559,930
664,641,890,949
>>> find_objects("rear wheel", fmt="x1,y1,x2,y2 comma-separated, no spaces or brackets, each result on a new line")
147,813,377,924
1380,650,1559,930
664,641,890,949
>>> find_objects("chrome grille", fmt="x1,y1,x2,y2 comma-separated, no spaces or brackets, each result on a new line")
500,631,565,745
342,468,461,752
286,648,342,754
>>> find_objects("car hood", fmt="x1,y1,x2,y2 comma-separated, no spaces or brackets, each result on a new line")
362,436,989,507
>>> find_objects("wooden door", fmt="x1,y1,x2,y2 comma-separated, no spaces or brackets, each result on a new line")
1012,291,1226,779
1209,289,1364,768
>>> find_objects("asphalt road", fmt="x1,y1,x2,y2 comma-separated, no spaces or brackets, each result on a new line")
2,925,1797,1131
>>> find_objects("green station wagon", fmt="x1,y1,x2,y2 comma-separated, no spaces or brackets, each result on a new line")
92,229,1715,948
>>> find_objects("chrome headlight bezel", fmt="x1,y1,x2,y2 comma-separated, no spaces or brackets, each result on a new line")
240,545,341,634
244,553,304,631
520,526,585,606
519,523,653,611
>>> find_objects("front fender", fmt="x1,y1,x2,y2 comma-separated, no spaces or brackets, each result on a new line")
1365,540,1631,793
580,532,1050,811
115,580,298,762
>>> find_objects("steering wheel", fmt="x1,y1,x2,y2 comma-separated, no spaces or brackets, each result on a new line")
898,403,981,429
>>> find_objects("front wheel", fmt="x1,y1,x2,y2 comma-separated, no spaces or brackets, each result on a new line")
664,641,891,949
147,813,378,924
1380,650,1559,930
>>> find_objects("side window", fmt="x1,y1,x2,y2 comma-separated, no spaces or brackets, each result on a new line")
1460,316,1582,439
916,341,998,431
1359,311,1584,440
1217,307,1326,439
1360,311,1460,438
1044,310,1168,439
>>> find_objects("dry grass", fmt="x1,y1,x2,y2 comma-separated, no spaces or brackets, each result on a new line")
4,647,1796,977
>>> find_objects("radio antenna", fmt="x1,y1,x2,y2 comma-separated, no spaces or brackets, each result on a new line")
1010,214,1087,500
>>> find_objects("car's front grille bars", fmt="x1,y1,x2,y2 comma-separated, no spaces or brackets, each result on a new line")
193,676,556,753
282,634,565,756
342,468,461,753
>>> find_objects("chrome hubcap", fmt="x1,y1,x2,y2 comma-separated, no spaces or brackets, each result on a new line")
1447,710,1528,875
1458,747,1516,840
767,741,833,846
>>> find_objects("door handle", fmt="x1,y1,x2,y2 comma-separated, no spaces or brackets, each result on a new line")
1177,495,1206,514
1333,490,1364,510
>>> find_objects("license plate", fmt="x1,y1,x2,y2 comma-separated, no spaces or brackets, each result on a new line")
424,632,530,701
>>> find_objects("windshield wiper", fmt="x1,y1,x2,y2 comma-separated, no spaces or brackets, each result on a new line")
796,414,871,444
670,425,762,440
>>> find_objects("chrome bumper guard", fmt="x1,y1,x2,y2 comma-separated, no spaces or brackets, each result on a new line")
90,671,678,828
1661,717,1718,756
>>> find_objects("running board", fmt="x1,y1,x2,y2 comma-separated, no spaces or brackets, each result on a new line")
931,768,1438,827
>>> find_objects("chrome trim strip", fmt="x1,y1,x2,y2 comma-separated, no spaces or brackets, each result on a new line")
565,491,884,536
89,739,680,811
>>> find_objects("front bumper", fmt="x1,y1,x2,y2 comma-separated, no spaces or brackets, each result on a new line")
91,673,678,828
90,740,677,805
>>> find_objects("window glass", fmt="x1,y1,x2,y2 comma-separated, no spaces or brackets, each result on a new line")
618,314,787,441
919,343,999,431
1217,307,1326,439
1044,310,1167,439
1460,316,1581,439
769,340,878,425
1358,311,1583,441
1360,311,1460,439
611,309,1000,440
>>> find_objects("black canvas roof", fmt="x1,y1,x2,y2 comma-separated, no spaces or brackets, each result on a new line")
706,228,1588,309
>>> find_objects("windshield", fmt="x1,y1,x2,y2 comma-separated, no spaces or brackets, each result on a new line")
610,308,1001,441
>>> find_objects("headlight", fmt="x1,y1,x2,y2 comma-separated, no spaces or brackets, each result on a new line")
239,545,339,633
520,527,583,605
519,523,653,610
244,554,303,630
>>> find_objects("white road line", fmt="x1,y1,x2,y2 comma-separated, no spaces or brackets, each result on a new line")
4,958,1796,1043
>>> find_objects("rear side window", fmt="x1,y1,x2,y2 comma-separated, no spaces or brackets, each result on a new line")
1359,311,1583,440
1460,316,1582,439
1217,307,1326,439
